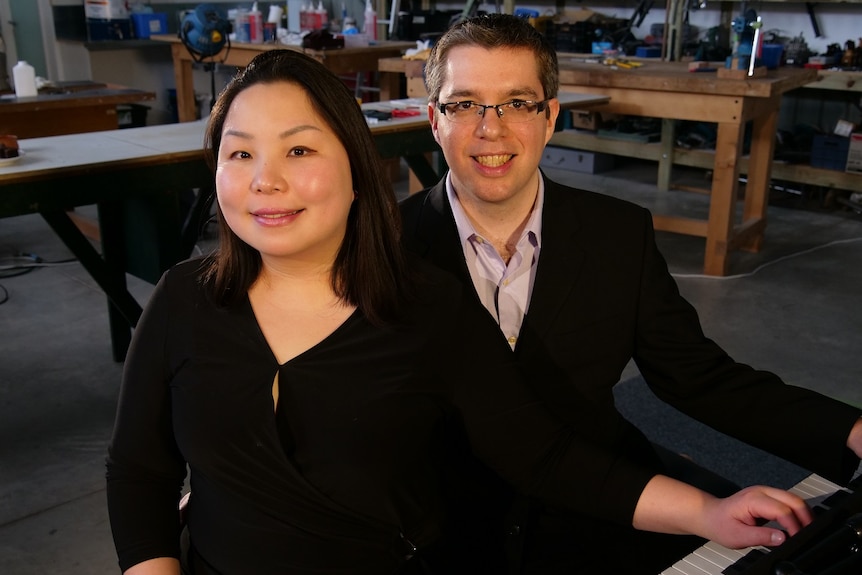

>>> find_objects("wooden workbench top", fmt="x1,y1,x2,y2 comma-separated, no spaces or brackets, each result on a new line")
556,56,818,98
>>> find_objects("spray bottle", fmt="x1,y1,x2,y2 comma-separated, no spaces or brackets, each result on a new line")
248,2,264,44
363,0,376,41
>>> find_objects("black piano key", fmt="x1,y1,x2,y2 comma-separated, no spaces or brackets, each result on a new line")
722,548,768,575
821,490,850,509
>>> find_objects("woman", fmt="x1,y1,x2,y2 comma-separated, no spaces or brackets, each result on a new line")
106,50,811,575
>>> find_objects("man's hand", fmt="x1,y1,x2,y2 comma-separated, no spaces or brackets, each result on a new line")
698,485,812,549
633,476,813,550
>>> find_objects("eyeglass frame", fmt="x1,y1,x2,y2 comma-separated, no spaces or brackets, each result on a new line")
436,98,552,123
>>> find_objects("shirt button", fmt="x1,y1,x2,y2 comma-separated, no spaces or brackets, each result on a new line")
502,279,510,286
508,336,517,345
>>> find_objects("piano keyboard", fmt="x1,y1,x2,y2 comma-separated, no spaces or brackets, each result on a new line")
660,468,862,575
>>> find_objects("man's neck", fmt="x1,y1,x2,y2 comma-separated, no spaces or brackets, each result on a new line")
455,176,540,263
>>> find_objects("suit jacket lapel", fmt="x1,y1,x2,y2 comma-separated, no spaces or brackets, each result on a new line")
523,176,587,339
406,180,473,285
407,176,588,343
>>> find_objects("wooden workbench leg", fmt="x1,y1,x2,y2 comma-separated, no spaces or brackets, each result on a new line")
171,43,198,123
740,104,779,253
379,71,401,101
703,120,746,276
656,119,676,192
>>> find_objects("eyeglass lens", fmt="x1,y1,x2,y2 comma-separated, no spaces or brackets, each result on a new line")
441,100,547,124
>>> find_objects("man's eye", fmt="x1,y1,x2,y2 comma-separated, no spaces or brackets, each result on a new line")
456,102,474,111
509,100,527,110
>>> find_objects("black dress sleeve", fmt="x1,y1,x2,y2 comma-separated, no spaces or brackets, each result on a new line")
106,265,190,571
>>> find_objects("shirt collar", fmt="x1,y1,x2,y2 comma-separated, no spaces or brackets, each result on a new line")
445,171,545,249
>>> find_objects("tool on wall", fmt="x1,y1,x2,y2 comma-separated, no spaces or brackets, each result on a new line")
804,2,822,38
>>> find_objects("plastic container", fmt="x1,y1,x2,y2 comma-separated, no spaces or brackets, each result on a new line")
248,8,264,44
13,61,37,98
287,0,303,33
131,13,168,39
810,134,850,171
235,9,250,43
363,0,377,41
761,44,784,69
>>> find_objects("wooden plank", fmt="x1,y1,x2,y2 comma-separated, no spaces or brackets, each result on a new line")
809,70,862,93
556,57,817,99
561,85,746,123
548,130,862,193
653,215,709,237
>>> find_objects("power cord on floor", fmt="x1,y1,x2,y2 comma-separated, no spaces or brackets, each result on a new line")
0,251,79,306
672,236,862,280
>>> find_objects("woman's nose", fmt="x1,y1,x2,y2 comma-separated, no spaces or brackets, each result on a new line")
253,159,286,193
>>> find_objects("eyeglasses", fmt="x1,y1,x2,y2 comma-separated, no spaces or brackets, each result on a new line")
437,99,551,124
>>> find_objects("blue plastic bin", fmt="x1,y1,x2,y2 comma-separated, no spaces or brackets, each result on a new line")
131,13,168,39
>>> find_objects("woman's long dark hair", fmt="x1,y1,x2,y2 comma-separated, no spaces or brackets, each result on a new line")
203,49,409,324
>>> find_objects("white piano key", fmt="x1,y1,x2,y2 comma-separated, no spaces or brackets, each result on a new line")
700,540,749,564
689,542,738,568
789,473,842,499
660,563,702,575
679,550,728,573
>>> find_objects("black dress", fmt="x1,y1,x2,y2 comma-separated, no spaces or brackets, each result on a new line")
106,257,658,575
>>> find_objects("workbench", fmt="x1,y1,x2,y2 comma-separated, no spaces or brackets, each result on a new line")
377,56,819,276
151,35,416,123
0,82,156,138
552,58,817,276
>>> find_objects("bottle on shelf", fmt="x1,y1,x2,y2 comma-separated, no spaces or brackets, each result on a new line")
363,0,377,41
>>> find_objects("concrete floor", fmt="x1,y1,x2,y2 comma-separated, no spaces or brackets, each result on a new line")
1,159,861,574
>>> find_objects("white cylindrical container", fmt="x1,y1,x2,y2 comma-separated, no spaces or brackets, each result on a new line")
13,60,37,98
287,0,302,33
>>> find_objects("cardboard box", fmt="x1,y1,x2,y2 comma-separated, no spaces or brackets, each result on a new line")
541,146,614,174
569,110,618,131
85,0,128,20
131,13,168,39
847,133,862,174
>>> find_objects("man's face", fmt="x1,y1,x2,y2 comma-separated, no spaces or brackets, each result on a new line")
428,45,559,212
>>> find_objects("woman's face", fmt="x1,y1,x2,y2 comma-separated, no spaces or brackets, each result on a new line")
216,81,355,268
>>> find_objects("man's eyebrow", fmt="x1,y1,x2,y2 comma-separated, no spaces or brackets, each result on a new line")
442,87,541,100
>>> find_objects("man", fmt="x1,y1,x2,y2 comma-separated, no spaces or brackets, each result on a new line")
399,13,862,574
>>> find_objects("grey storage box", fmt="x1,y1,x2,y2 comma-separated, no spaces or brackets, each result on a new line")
540,145,614,174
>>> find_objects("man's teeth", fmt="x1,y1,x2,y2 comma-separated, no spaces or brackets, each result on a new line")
476,155,512,168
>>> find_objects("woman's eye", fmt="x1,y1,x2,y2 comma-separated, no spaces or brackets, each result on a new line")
227,150,250,159
289,147,309,157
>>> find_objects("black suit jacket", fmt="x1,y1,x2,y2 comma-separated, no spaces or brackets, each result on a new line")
400,175,862,570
